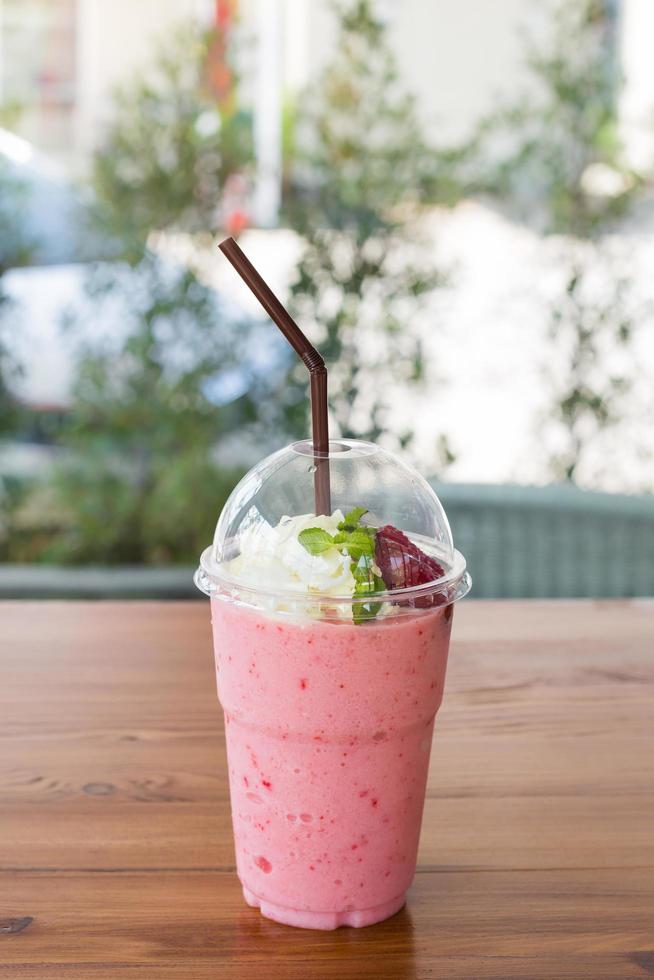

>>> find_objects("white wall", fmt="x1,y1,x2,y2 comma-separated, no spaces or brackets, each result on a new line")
73,0,214,172
8,0,654,176
283,0,543,146
620,0,654,169
383,0,540,144
282,0,654,158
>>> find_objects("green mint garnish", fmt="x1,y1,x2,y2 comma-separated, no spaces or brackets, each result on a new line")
340,506,369,530
352,598,383,625
298,527,335,555
351,557,385,624
298,507,384,624
332,527,375,561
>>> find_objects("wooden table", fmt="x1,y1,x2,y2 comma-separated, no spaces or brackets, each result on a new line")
1,601,653,979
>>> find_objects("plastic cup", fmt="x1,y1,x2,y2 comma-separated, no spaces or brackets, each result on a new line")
195,439,470,929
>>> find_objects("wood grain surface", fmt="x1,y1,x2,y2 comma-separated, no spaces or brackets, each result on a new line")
1,600,653,978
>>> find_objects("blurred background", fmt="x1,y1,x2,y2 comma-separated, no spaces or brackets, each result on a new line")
0,0,653,599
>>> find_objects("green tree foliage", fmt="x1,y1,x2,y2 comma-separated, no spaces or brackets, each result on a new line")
476,0,643,483
544,260,637,483
0,158,36,560
478,0,635,237
285,0,450,456
49,257,256,564
0,159,32,433
45,20,260,565
93,23,251,252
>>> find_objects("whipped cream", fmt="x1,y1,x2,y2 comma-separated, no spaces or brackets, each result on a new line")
222,510,356,602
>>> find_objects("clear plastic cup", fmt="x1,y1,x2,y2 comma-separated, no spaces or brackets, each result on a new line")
195,439,470,929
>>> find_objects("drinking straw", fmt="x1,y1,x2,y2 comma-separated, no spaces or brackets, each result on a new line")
218,237,331,515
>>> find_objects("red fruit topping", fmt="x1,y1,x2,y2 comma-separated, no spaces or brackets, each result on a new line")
375,525,446,608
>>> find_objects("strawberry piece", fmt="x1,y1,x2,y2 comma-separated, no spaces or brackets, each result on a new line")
375,525,446,608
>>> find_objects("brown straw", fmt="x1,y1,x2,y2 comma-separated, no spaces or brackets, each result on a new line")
218,237,331,515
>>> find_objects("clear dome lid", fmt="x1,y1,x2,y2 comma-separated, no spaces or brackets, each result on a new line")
195,439,470,614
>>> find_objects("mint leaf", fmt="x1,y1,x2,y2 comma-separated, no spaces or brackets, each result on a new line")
351,556,385,624
298,527,335,555
339,506,368,531
333,527,375,561
353,599,383,625
352,576,385,623
297,506,386,624
353,563,383,590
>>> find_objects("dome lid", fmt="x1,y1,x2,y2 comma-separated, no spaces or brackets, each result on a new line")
195,439,469,614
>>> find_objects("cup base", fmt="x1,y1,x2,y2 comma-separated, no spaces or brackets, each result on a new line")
242,884,406,930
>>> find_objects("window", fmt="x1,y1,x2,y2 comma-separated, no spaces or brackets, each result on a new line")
1,0,77,159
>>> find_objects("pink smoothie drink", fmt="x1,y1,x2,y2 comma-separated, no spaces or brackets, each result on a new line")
206,245,470,929
196,437,470,930
211,596,454,930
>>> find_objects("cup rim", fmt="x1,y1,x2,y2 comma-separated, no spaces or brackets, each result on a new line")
195,544,471,606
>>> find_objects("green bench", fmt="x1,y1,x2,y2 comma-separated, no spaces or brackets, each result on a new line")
1,484,651,599
433,483,654,599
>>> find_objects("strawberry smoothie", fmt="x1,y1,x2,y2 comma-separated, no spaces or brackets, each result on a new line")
210,596,454,930
196,438,470,929
203,228,470,930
